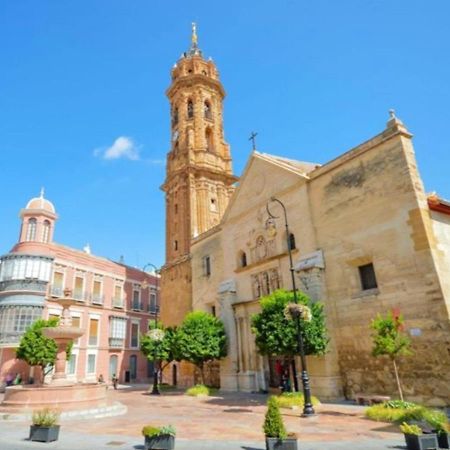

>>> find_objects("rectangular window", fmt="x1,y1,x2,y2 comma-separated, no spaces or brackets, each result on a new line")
74,276,84,301
132,289,140,310
109,316,127,347
67,353,77,375
92,279,103,304
130,322,139,348
149,292,157,313
53,272,63,287
203,256,211,277
72,316,81,345
113,285,123,308
88,318,99,346
358,263,378,291
87,354,96,373
52,272,64,297
0,306,43,344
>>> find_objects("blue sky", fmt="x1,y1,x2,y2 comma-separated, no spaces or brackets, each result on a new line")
1,0,449,268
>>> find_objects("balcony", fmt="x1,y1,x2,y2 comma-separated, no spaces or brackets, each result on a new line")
148,304,159,314
0,279,48,294
109,337,124,348
50,285,64,297
73,290,87,302
112,297,124,308
131,301,142,312
90,294,104,306
88,336,99,346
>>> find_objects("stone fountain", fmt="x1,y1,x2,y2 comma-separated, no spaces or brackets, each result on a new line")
0,290,122,418
41,290,83,386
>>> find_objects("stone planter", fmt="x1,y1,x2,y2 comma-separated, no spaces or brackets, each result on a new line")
29,425,60,443
144,434,175,450
437,433,450,449
265,437,298,450
404,433,438,450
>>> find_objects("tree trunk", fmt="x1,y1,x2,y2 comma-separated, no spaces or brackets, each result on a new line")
198,363,205,385
392,358,404,401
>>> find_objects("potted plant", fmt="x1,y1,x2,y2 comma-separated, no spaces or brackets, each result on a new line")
142,425,176,450
263,396,298,450
29,408,60,443
400,422,438,450
432,422,450,449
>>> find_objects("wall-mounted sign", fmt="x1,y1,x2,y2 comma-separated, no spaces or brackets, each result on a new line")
409,328,422,337
294,250,325,272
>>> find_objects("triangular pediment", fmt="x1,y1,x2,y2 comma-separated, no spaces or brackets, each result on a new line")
223,152,317,223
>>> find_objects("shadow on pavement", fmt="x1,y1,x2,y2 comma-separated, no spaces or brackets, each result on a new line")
241,447,264,450
319,410,359,417
223,408,254,413
133,445,145,450
364,421,399,434
206,394,268,408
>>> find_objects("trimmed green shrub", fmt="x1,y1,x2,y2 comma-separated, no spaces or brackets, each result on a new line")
32,409,59,427
186,384,210,396
263,396,287,439
142,425,176,438
400,422,422,435
366,402,448,430
384,400,417,410
274,392,320,409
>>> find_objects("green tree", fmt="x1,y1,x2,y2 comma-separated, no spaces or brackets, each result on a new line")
16,318,61,383
263,396,287,439
177,311,227,384
371,311,412,401
251,289,329,358
140,325,180,374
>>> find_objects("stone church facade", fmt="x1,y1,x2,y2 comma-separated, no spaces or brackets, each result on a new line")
161,27,450,404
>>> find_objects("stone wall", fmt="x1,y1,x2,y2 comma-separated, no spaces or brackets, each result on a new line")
308,122,450,405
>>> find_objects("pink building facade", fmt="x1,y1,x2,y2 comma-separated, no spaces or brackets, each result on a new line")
0,192,159,385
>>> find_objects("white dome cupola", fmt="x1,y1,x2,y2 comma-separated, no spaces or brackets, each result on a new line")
19,189,58,244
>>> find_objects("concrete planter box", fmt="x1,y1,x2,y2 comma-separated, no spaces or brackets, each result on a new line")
144,434,175,450
404,433,438,450
29,425,60,442
437,433,450,449
265,437,298,450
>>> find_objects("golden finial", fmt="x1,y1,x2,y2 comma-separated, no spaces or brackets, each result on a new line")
191,22,198,47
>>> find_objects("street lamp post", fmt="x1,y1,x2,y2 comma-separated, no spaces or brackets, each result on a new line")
266,197,315,417
143,263,161,396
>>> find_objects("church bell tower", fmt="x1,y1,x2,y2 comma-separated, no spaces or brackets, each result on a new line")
160,24,237,327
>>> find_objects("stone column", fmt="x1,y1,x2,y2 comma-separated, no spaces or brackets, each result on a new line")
218,279,239,391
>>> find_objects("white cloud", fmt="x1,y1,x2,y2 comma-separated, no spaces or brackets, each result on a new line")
94,136,140,161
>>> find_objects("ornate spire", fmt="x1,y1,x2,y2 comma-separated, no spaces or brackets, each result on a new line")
187,22,202,57
191,22,198,47
40,187,45,199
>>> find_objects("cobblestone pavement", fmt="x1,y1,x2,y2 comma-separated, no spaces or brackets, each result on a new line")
0,385,406,449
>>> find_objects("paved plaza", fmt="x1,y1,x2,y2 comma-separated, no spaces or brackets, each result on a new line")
0,385,407,450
